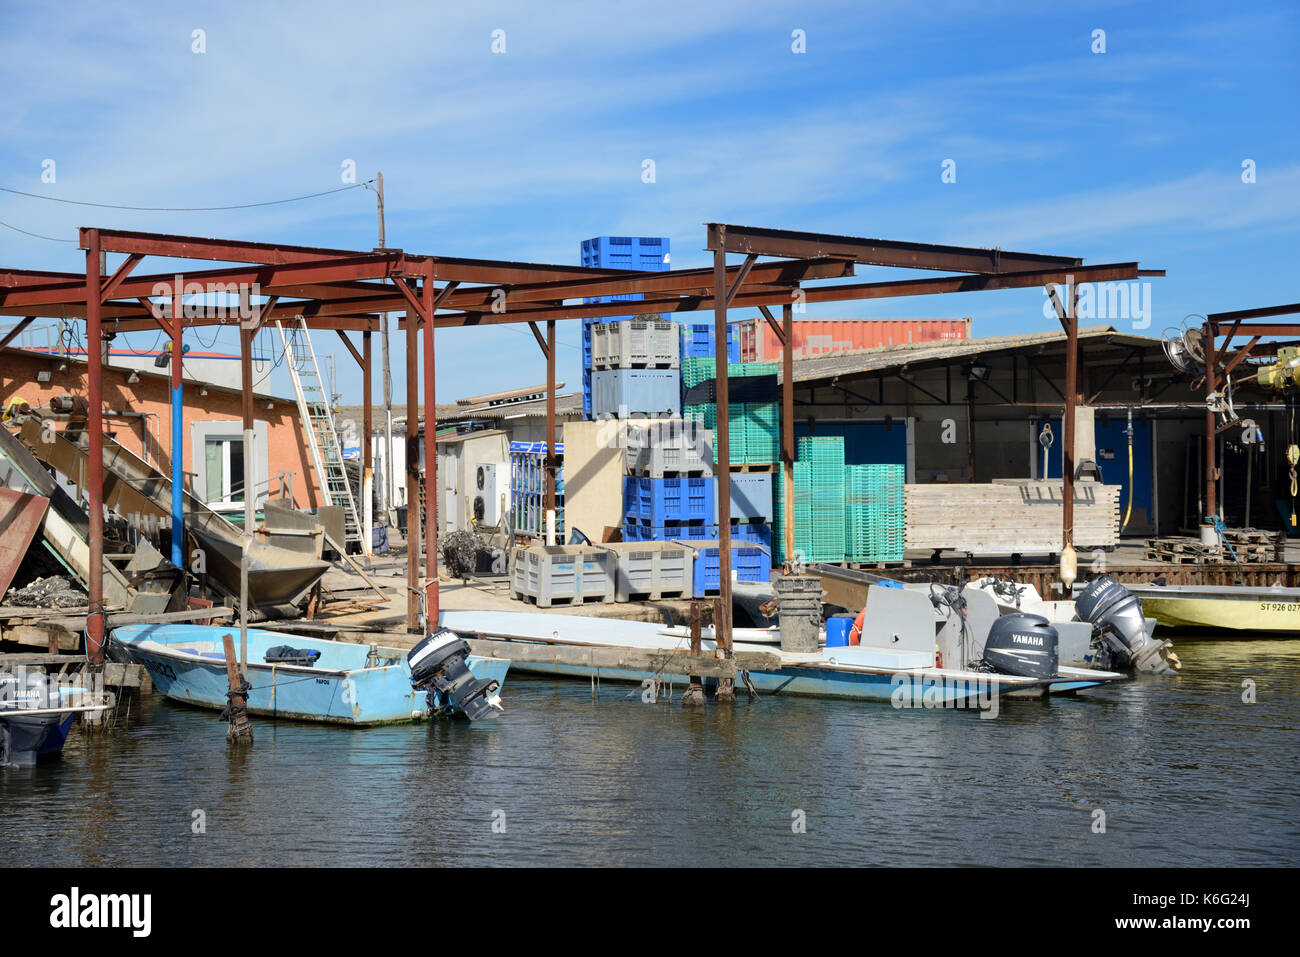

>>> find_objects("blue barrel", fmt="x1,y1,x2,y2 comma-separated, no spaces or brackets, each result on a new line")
826,614,853,647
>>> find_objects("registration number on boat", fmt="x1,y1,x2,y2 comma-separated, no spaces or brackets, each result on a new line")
1258,601,1299,612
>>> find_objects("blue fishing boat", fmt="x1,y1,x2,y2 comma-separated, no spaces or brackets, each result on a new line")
112,624,509,725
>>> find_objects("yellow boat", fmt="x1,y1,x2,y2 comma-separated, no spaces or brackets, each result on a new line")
1125,584,1300,633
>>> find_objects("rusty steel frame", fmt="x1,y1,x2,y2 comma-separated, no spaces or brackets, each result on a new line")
1,223,1160,665
1200,305,1300,521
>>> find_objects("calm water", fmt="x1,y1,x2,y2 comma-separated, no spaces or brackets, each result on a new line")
2,636,1297,867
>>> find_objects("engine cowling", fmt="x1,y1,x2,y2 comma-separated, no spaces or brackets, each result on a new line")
982,613,1059,679
1074,576,1178,674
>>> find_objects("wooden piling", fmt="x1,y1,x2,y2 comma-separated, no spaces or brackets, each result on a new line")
221,632,253,744
682,599,705,707
713,596,735,702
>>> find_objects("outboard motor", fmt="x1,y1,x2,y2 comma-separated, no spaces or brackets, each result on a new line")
1074,576,1178,674
980,613,1059,679
0,671,68,768
407,629,503,721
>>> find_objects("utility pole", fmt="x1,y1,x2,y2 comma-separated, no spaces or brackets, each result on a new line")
377,173,394,531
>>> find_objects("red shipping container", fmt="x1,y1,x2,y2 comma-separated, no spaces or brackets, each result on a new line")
737,318,970,362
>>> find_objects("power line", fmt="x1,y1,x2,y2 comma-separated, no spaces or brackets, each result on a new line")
0,217,76,243
0,179,374,212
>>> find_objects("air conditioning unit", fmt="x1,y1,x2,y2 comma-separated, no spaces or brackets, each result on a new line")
473,462,509,527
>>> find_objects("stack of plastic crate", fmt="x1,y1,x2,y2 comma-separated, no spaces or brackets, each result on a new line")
845,463,905,562
795,436,846,562
622,420,717,543
580,236,671,418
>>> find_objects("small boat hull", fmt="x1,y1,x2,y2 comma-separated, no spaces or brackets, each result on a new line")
442,610,1123,705
113,624,508,725
1126,585,1300,633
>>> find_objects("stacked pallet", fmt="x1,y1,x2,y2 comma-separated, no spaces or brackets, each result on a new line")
904,480,1121,554
1144,530,1282,564
845,464,905,563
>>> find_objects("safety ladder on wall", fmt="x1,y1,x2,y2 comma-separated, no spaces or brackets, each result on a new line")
275,317,360,548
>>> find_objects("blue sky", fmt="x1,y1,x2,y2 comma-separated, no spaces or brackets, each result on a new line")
2,0,1297,403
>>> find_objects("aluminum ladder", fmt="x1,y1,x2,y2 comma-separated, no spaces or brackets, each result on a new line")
275,317,360,547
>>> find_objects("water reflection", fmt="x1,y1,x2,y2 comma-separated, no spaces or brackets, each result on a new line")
2,639,1296,867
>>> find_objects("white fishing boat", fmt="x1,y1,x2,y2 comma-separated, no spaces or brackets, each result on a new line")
445,581,1126,709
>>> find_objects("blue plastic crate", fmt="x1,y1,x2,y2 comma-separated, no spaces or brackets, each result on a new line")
679,322,741,361
622,475,715,525
729,521,772,548
622,521,718,543
690,542,772,594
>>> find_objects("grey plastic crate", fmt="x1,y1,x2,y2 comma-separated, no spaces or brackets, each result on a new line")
715,472,772,521
592,368,681,418
603,541,694,601
631,420,714,476
592,319,679,370
510,544,615,607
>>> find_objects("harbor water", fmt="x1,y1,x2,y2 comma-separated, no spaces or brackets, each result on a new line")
2,636,1297,867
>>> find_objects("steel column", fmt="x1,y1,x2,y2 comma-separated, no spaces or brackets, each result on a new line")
712,240,734,669
545,319,557,544
362,330,373,558
781,301,795,566
405,290,420,633
239,325,255,670
1061,284,1079,581
1205,323,1218,520
422,273,439,630
84,233,105,665
169,284,184,571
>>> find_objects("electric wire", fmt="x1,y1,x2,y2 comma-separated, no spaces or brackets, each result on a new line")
0,180,374,211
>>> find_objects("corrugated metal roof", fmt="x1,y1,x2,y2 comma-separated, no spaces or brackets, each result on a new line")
782,324,1160,384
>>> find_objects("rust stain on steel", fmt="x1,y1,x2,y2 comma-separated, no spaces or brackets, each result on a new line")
0,488,49,598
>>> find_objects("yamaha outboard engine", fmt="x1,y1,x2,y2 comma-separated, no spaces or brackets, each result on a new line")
980,613,1059,679
0,671,67,768
1074,576,1178,674
407,629,503,721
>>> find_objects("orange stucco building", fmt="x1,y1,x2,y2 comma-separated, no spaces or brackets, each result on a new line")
1,345,322,511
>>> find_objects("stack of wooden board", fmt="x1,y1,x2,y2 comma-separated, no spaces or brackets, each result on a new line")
904,480,1120,555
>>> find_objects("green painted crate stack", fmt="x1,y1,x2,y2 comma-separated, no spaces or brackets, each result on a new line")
793,436,846,562
845,463,906,562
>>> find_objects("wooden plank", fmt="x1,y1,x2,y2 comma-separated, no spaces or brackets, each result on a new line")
0,624,78,651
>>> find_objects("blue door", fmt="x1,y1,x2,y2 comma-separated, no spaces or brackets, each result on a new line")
1039,416,1152,526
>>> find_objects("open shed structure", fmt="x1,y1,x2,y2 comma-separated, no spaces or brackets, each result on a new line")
1199,303,1300,521
0,224,1161,669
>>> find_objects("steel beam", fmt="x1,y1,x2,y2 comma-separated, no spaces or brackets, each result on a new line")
706,223,1081,273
